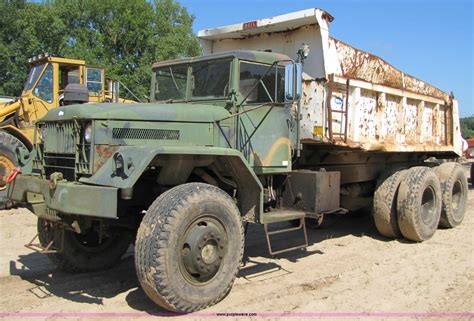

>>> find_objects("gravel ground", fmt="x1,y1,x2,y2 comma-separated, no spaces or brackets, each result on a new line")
0,166,472,320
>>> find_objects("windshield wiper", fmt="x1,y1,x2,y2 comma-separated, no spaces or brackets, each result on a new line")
169,67,180,91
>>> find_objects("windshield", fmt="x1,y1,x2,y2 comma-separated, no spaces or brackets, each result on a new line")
155,65,188,101
240,62,285,104
154,60,231,102
191,60,230,99
33,64,54,103
24,63,46,90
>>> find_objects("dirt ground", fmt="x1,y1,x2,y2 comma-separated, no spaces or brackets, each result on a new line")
0,167,472,320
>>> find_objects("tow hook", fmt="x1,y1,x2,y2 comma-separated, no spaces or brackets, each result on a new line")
6,167,21,184
48,172,64,190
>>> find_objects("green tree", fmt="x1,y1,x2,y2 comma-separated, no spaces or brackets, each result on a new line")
460,116,474,139
0,0,200,100
0,0,68,95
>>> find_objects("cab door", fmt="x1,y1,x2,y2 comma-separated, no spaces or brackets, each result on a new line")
237,61,293,174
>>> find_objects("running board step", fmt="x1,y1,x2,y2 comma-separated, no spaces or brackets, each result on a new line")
263,210,308,255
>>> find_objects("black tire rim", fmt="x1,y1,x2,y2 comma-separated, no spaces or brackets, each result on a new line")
178,215,228,285
420,186,437,225
451,179,464,220
70,228,116,253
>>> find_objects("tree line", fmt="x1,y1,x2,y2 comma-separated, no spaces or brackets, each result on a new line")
461,116,474,139
0,0,200,100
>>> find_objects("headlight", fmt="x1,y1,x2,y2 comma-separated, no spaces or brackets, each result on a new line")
38,126,46,142
84,123,92,143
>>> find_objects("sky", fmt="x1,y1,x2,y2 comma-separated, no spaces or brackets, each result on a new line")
180,0,473,117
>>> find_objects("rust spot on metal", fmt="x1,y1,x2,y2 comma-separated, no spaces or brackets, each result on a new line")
94,145,119,173
332,38,448,101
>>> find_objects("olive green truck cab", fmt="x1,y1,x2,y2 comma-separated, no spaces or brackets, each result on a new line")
7,9,468,312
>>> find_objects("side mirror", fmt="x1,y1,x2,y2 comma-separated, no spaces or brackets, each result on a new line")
284,63,302,101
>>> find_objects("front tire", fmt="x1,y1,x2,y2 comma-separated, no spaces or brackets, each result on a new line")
37,218,132,273
135,183,244,312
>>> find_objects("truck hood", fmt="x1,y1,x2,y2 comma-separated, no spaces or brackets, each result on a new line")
40,102,231,123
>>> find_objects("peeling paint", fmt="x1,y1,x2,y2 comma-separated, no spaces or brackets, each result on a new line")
332,38,448,101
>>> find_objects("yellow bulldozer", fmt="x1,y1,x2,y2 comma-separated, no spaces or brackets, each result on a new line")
0,54,136,208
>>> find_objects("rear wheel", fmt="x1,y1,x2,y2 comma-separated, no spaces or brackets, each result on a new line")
470,163,473,186
373,169,407,238
37,218,132,272
135,183,244,312
397,167,442,242
434,162,468,228
0,130,28,209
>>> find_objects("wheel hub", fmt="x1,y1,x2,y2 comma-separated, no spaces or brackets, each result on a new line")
0,155,15,191
180,217,227,284
420,186,436,224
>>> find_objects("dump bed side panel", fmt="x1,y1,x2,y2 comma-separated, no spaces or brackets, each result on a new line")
300,76,462,156
327,38,448,101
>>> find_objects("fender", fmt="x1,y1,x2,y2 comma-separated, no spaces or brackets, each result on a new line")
80,146,263,221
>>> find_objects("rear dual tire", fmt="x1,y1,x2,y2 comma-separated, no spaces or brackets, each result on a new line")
373,169,407,238
397,167,442,242
434,162,468,228
374,164,466,242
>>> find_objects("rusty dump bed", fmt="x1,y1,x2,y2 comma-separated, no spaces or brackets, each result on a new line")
198,8,463,156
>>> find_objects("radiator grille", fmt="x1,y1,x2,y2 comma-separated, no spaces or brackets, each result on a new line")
43,122,76,154
36,121,92,180
112,128,180,140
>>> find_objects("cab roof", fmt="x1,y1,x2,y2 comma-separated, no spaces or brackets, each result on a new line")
151,50,291,69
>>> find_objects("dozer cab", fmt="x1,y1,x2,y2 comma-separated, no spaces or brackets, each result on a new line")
0,54,135,208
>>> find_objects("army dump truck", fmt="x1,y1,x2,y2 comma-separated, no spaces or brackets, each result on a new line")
0,54,136,208
7,8,468,312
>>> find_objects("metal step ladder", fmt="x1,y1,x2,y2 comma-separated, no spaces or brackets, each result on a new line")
262,210,308,255
327,76,350,143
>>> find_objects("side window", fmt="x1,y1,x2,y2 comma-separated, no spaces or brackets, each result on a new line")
59,67,80,91
276,66,285,102
33,64,54,103
239,62,284,104
86,68,103,93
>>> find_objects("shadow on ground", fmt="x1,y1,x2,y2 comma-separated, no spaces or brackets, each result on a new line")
8,209,406,314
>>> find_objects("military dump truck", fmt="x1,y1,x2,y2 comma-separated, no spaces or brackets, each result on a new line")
0,54,135,208
6,8,468,312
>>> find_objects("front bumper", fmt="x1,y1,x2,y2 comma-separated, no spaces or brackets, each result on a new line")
8,175,118,219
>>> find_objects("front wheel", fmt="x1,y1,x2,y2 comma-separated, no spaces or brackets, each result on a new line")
37,218,132,273
135,183,244,312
